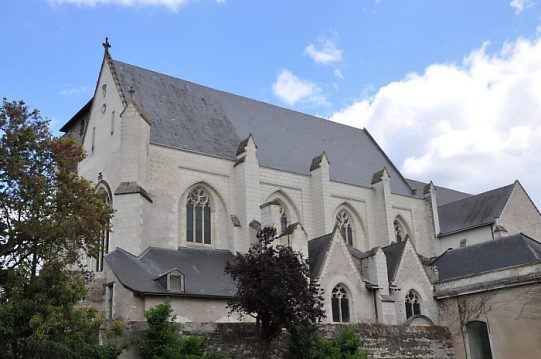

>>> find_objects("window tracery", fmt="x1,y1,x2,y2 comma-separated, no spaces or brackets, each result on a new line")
336,210,354,246
186,187,212,244
405,290,421,319
331,284,350,322
394,218,410,242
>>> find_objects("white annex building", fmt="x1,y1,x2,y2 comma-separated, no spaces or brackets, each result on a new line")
62,42,541,359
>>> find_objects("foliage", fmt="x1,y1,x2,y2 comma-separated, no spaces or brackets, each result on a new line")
288,326,368,359
225,226,325,354
0,98,111,283
139,300,227,359
0,262,125,358
0,99,117,358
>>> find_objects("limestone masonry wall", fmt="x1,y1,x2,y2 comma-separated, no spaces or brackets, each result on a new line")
120,322,454,359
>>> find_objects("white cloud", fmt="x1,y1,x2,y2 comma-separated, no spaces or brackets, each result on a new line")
510,0,535,14
59,85,88,96
272,69,327,106
334,69,344,79
330,36,541,205
49,0,191,11
304,35,343,65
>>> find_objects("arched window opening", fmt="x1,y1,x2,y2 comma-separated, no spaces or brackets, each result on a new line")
96,187,111,272
336,210,354,246
279,205,288,233
331,284,350,322
394,218,410,243
186,187,212,244
466,321,493,359
405,290,421,319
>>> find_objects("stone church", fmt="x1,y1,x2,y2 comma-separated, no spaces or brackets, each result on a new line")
61,42,541,358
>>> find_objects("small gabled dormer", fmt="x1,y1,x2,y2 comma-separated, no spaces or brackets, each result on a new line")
155,268,185,293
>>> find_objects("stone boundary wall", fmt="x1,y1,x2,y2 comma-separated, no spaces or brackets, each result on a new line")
119,322,454,359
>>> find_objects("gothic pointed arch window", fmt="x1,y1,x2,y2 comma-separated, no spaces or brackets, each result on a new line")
336,210,354,246
96,185,112,272
405,289,421,319
186,187,212,244
394,217,410,243
331,284,350,322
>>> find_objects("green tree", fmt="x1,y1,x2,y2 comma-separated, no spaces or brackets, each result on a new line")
225,226,325,357
0,99,117,358
139,300,226,359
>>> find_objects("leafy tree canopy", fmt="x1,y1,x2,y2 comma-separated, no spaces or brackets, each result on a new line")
225,227,325,349
0,99,116,358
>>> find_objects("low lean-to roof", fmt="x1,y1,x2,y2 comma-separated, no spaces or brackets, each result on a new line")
307,232,334,279
105,247,237,297
437,183,514,236
432,233,541,281
381,241,407,282
111,60,413,196
406,179,472,206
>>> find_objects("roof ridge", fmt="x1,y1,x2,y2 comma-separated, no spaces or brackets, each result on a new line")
113,59,367,133
438,182,514,209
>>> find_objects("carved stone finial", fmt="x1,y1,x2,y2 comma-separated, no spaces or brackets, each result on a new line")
102,37,111,52
128,86,135,100
98,172,103,180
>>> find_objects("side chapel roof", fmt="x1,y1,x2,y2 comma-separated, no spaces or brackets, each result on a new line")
381,241,407,282
307,232,334,279
105,246,236,298
437,183,514,236
103,59,413,196
432,233,541,281
406,178,472,206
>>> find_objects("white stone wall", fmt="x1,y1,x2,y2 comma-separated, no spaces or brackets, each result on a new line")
317,233,375,323
499,182,541,241
144,297,245,323
391,241,439,325
437,225,493,254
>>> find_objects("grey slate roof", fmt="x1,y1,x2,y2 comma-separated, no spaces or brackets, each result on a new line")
111,60,413,196
105,246,237,297
437,183,514,235
308,232,334,279
432,233,541,281
406,178,472,206
381,241,407,282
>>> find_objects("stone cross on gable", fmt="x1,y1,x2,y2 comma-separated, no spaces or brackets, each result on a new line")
102,37,111,52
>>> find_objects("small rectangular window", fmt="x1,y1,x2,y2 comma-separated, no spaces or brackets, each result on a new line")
91,127,96,154
106,283,114,319
460,239,467,247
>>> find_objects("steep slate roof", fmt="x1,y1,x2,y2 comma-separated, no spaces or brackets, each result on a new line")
111,60,413,196
105,246,236,297
308,232,334,279
437,183,514,235
406,178,472,206
381,241,407,282
432,233,541,281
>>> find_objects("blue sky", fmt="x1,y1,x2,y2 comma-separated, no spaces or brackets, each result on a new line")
2,0,541,206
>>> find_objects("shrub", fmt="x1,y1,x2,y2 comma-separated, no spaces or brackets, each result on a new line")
138,300,227,359
288,326,368,359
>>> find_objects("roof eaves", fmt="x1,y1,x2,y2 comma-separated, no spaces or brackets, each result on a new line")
59,99,93,133
363,128,414,194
